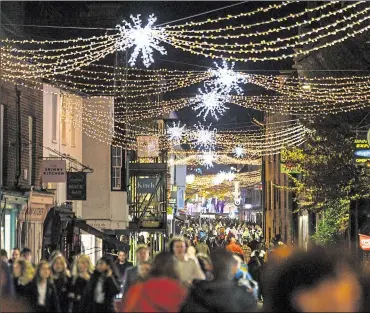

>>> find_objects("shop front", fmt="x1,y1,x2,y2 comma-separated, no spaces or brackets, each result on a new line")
19,191,54,263
0,192,28,257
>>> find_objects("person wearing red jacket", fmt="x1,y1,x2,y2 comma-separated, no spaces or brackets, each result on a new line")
226,238,244,256
122,252,187,312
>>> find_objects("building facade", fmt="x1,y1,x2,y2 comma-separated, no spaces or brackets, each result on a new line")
263,113,295,246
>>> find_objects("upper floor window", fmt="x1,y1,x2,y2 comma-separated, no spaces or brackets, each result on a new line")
111,146,122,190
52,94,58,142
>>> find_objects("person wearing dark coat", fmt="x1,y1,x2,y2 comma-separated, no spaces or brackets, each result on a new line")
50,252,71,311
115,250,133,282
26,260,61,313
80,257,120,313
68,254,94,313
122,245,149,295
181,249,256,313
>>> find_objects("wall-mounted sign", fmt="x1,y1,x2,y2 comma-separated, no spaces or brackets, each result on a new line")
137,136,159,158
67,172,87,200
354,138,370,165
137,177,157,194
359,234,370,251
41,160,66,183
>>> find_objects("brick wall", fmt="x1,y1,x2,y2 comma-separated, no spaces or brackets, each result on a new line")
0,79,43,189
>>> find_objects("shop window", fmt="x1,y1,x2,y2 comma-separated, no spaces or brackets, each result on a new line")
111,146,122,190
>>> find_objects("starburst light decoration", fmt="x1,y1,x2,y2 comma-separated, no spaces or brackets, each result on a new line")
207,60,247,95
167,121,186,144
191,87,230,121
186,174,195,184
192,122,217,150
234,146,246,158
199,151,217,169
116,14,167,68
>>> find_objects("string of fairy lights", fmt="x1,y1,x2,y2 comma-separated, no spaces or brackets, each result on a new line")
2,1,370,170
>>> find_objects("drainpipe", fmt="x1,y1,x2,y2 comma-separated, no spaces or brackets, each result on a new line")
15,87,22,187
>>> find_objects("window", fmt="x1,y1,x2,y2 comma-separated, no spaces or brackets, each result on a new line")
52,94,58,142
28,116,33,185
61,101,67,145
111,146,122,190
71,103,76,147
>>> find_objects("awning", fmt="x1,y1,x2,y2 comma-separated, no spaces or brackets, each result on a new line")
74,220,130,251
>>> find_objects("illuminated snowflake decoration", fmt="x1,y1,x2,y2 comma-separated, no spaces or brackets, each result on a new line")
116,14,167,68
192,122,217,150
167,121,186,144
226,171,235,182
207,60,248,95
191,86,230,121
199,151,217,169
233,146,245,158
186,174,195,184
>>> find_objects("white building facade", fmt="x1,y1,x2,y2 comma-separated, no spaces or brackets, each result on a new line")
43,85,83,217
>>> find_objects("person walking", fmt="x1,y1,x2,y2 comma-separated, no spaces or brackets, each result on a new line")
50,252,71,311
80,256,120,313
196,237,210,256
226,237,244,255
68,254,94,313
26,260,61,313
115,250,133,282
180,249,257,313
12,258,35,299
169,237,205,286
122,245,150,295
122,252,187,312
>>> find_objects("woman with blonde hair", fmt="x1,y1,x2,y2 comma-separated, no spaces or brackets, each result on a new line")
13,258,35,298
49,252,71,311
68,254,94,313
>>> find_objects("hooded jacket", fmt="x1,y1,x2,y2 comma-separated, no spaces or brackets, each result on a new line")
122,277,187,312
180,280,257,313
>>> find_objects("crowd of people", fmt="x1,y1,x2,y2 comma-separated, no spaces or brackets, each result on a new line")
1,226,370,312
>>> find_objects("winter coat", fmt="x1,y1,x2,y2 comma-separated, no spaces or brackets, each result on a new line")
80,270,120,313
180,280,257,313
53,275,71,311
68,276,89,313
122,277,187,312
25,279,61,313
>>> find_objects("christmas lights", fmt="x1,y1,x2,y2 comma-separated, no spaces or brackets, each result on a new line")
116,14,167,67
191,86,230,121
166,121,186,144
234,146,246,158
192,123,217,150
199,151,217,169
206,60,247,95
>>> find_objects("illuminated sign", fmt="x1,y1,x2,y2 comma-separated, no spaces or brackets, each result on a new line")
354,139,370,165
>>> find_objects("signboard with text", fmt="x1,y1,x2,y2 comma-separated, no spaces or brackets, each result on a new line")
137,177,157,194
67,172,87,200
41,160,66,183
359,234,370,251
137,136,159,158
354,138,370,165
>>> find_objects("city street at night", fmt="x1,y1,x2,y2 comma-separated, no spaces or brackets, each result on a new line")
1,1,370,312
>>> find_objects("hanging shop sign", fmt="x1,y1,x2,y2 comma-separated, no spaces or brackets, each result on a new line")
137,136,159,158
41,160,66,183
137,177,157,194
359,234,370,251
354,137,370,165
67,172,87,201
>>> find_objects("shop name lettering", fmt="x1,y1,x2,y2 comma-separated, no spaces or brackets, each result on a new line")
43,168,65,175
138,181,155,189
28,208,44,216
354,139,370,149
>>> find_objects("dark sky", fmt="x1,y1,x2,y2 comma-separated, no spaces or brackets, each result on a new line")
2,1,301,127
